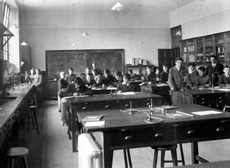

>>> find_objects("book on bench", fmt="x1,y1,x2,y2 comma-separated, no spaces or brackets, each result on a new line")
82,115,104,122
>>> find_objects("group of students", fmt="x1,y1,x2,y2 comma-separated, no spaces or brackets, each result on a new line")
168,55,230,91
25,68,43,90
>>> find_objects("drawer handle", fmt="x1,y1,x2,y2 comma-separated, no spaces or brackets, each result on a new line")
124,135,133,141
154,133,163,138
187,130,195,135
105,105,110,109
216,127,224,132
82,107,88,110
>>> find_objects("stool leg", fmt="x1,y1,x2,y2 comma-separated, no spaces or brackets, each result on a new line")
123,149,128,168
171,148,178,166
160,150,165,168
32,109,39,135
22,156,29,168
127,149,132,168
179,144,185,165
9,158,14,168
153,149,158,168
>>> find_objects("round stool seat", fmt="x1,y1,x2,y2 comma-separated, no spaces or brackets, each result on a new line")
7,147,29,158
151,145,176,150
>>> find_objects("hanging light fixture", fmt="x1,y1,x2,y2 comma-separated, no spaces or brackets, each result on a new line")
21,0,28,46
111,1,125,11
138,4,143,44
82,0,89,37
72,4,77,46
175,0,182,36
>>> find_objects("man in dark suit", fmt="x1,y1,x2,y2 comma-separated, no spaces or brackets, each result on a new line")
218,65,230,87
205,55,224,87
168,57,186,91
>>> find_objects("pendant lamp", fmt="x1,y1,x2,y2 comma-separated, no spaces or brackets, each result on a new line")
111,1,125,11
21,0,28,46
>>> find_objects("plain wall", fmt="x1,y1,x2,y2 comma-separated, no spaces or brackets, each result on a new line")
21,8,171,70
170,0,230,39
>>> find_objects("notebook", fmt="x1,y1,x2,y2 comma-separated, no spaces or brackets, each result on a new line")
82,115,104,122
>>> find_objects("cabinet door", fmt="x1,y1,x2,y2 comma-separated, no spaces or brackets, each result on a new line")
47,82,58,99
158,49,178,71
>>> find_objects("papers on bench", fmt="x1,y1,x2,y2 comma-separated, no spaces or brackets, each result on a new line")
117,92,136,95
85,121,105,127
192,110,222,116
83,115,105,127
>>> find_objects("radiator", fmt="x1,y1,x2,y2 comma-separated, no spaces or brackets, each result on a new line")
78,133,103,168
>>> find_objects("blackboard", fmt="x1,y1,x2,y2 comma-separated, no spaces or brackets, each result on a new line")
46,49,125,79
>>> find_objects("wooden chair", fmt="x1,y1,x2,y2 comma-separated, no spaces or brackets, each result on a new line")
5,147,29,168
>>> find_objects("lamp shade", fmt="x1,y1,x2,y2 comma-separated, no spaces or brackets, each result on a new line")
21,41,28,46
111,2,125,11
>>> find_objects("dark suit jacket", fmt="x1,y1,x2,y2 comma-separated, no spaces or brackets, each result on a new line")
218,74,230,87
206,63,224,86
168,67,185,91
187,70,199,88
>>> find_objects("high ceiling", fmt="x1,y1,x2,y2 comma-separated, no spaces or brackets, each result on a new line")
12,0,202,11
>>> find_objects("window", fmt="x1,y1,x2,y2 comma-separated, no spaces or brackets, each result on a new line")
3,2,10,60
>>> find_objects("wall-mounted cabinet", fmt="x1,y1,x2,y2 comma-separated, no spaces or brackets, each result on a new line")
180,31,230,65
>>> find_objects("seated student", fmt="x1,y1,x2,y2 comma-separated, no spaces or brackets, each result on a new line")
113,71,123,86
102,69,115,86
160,65,169,83
33,69,43,105
117,73,137,93
92,69,103,87
218,65,230,87
143,66,156,84
66,68,76,84
80,73,87,84
155,67,160,82
60,77,91,125
194,66,210,89
28,68,35,84
128,69,139,81
85,67,91,75
58,72,69,90
57,72,69,112
186,62,199,89
86,73,96,88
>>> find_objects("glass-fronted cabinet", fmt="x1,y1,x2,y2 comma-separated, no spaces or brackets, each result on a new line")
196,38,204,63
187,39,195,62
179,31,230,65
204,36,214,63
215,33,225,64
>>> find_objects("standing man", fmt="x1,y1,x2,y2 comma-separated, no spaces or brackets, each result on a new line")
205,55,224,87
168,57,185,91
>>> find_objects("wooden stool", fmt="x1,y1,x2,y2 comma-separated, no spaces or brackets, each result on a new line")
152,144,185,168
23,104,39,135
6,147,29,168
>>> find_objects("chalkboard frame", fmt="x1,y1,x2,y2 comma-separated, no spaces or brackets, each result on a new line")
46,49,125,79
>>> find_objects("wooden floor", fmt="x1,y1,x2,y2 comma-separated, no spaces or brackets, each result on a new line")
8,100,230,168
